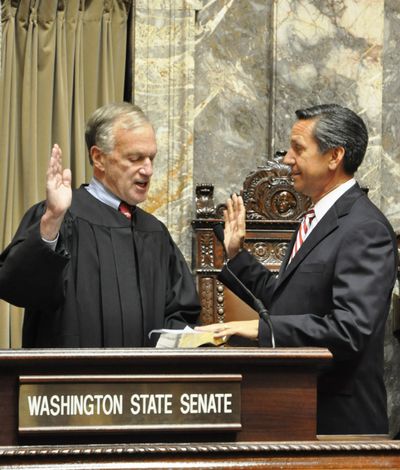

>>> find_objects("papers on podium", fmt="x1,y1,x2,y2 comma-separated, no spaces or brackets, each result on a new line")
149,326,227,348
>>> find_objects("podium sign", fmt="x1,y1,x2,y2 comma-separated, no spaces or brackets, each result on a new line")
18,374,242,433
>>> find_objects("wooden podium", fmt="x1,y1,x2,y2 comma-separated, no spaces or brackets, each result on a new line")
0,347,399,469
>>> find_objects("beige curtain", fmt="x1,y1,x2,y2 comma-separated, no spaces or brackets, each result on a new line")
0,0,131,348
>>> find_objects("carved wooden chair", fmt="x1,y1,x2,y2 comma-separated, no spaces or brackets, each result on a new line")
192,152,311,325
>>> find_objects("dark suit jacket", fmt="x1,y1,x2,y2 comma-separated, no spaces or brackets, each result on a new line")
219,184,398,435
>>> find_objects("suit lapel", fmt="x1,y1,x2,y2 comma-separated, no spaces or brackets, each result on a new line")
276,209,339,287
274,184,365,291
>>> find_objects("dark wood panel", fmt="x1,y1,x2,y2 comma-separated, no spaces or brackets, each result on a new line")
0,348,330,447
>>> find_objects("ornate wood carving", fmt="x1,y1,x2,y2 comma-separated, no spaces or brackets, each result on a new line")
215,280,225,323
247,241,289,266
195,152,311,221
1,440,399,456
199,277,214,325
242,152,310,220
199,231,214,268
192,152,310,324
195,184,216,218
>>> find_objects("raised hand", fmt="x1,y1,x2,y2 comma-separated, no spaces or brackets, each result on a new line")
40,144,72,241
223,193,246,259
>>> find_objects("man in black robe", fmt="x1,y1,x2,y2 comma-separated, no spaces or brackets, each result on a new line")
0,102,200,347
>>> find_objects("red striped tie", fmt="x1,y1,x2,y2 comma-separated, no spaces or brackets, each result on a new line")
118,201,132,219
288,208,315,263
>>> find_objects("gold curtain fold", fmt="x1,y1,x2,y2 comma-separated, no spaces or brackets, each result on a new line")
0,0,131,348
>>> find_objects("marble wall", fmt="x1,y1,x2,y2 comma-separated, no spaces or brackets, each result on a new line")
133,0,198,258
189,0,400,437
194,0,273,205
382,0,400,439
382,0,400,239
194,0,400,213
131,0,400,439
273,0,387,207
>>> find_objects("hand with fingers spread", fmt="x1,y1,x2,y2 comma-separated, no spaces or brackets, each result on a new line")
40,144,72,241
195,320,259,341
224,193,246,259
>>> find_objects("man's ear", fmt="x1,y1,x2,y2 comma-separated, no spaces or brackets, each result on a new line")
328,146,345,170
90,146,105,171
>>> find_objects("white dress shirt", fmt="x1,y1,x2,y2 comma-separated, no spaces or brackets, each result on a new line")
303,178,356,242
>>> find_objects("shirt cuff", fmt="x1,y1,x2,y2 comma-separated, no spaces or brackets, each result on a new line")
41,233,59,251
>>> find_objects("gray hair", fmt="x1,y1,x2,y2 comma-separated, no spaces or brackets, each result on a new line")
85,102,151,164
295,104,368,175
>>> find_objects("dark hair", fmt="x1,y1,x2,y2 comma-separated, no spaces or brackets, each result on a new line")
295,104,368,175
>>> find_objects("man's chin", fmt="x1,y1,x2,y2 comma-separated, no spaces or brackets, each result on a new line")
292,181,301,192
292,176,303,190
127,192,148,206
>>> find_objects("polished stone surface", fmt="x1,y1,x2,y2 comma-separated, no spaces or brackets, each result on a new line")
190,0,400,437
194,0,273,205
133,0,198,258
133,0,400,436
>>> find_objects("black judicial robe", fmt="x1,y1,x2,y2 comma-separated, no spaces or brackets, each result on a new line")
0,186,200,347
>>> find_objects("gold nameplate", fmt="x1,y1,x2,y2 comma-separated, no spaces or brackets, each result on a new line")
19,374,241,433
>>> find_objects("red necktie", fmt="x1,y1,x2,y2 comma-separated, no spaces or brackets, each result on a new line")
118,201,132,219
288,208,315,263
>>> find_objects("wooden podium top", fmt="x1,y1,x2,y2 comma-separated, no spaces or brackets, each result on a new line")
0,346,333,364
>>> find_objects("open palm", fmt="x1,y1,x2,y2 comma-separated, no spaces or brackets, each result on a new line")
223,193,246,259
46,144,72,216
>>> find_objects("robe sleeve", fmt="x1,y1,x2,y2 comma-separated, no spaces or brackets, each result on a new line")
163,235,201,329
0,203,69,310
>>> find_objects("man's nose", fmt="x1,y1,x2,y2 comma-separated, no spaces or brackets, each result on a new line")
140,158,153,176
283,149,295,165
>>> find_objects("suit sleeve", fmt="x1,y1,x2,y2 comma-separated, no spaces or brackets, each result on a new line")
0,204,69,310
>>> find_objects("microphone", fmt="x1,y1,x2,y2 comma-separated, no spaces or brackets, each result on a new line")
213,223,275,348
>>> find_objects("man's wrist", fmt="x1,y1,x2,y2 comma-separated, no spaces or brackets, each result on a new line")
40,209,64,241
227,238,245,260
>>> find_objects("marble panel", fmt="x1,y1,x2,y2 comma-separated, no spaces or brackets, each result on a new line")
274,0,385,208
194,0,273,206
191,0,399,437
133,0,198,259
382,0,400,439
382,0,400,233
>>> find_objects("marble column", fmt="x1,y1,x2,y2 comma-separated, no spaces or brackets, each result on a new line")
382,0,400,232
382,0,400,439
273,0,399,437
194,0,273,205
273,0,385,205
133,0,199,259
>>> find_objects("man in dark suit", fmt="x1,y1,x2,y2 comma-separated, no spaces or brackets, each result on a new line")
197,104,398,436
